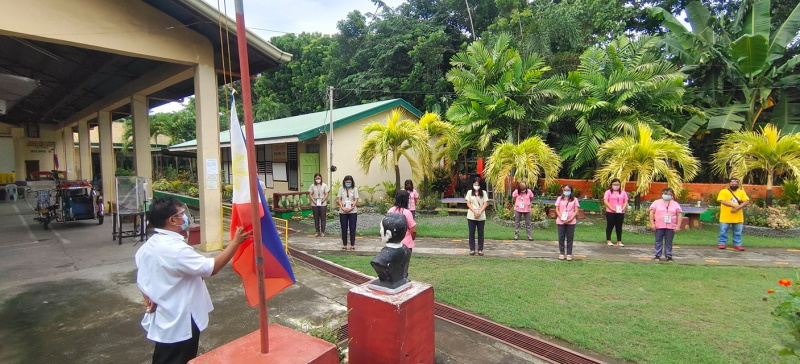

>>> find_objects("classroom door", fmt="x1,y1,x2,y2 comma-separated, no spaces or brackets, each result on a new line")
299,153,319,191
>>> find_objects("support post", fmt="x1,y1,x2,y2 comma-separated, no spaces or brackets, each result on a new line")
62,128,75,179
194,62,223,252
78,119,92,180
131,95,153,197
98,111,115,210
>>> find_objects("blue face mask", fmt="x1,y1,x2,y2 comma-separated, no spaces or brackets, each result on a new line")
181,214,190,231
563,191,571,196
662,195,672,201
345,183,352,188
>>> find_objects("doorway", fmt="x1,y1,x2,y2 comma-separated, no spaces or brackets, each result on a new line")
25,160,40,180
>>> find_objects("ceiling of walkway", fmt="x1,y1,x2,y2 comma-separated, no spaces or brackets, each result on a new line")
0,0,285,128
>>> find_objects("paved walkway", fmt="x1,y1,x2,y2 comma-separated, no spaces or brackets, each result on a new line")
288,230,800,267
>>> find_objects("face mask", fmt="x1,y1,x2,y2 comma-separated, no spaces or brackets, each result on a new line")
180,214,190,231
662,195,672,201
315,179,321,184
563,191,571,196
729,185,739,191
612,185,620,190
473,185,480,190
345,183,352,188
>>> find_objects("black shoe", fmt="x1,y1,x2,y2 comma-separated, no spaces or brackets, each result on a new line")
653,256,661,261
666,256,673,262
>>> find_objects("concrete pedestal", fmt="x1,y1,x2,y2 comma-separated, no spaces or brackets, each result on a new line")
189,324,338,364
347,282,435,364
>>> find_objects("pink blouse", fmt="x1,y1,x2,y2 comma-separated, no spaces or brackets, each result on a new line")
649,199,682,230
387,206,416,249
555,196,580,225
604,190,629,213
512,189,534,213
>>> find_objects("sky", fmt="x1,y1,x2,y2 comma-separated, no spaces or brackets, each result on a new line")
153,0,405,113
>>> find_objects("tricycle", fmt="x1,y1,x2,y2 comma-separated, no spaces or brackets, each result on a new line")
34,179,104,229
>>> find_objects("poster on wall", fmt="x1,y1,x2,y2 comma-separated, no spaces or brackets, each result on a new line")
272,144,287,162
273,162,287,181
27,141,55,154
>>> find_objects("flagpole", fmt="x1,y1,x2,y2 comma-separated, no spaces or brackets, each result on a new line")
233,0,270,353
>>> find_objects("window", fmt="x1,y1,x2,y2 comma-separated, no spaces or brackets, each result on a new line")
287,143,298,191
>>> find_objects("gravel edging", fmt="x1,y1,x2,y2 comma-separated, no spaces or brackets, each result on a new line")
492,217,550,230
739,225,800,238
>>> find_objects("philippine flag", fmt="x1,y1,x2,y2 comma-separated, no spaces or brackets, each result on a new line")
228,98,295,306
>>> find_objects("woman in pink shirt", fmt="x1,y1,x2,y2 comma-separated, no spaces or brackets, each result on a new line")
603,178,629,247
404,179,419,218
555,184,580,261
511,182,535,240
387,190,417,278
648,187,683,262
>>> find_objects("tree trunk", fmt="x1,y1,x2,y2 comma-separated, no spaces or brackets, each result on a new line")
766,172,774,207
394,163,400,196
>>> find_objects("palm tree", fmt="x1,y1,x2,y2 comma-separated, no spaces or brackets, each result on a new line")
446,32,560,152
595,123,700,207
418,111,456,195
484,136,562,196
357,109,432,192
711,124,800,206
548,35,691,177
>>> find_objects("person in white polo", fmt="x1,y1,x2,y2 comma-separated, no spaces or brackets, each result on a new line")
135,197,250,364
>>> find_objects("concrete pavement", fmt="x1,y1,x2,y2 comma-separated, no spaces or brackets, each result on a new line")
0,199,549,364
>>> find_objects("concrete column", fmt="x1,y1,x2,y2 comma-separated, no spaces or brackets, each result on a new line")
12,127,25,180
131,95,152,197
78,119,92,180
98,111,115,209
62,128,75,179
194,62,222,251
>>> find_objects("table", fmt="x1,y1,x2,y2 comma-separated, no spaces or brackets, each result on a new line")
112,211,146,245
680,206,707,229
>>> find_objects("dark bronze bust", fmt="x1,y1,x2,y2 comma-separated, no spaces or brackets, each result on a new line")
369,213,412,293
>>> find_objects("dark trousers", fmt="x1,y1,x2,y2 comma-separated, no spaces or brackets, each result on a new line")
312,205,327,233
605,212,625,241
558,224,576,255
467,219,485,251
654,228,675,258
514,211,532,239
340,213,357,246
152,318,200,364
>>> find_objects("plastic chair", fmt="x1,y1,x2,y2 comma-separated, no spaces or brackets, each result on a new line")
4,184,18,201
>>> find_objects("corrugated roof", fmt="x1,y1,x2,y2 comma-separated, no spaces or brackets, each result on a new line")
169,98,421,150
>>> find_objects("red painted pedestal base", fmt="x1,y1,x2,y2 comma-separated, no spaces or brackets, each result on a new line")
347,282,435,364
188,324,338,364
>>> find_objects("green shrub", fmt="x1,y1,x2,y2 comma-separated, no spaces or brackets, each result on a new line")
375,199,389,214
186,186,199,197
430,167,452,197
115,168,135,176
746,206,800,229
624,208,650,226
152,179,171,192
380,180,397,197
782,179,800,205
437,208,450,217
590,183,606,199
417,195,441,211
546,182,562,197
676,187,691,203
497,204,515,221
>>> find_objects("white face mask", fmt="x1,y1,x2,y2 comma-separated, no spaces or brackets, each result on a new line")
315,179,321,184
473,185,480,190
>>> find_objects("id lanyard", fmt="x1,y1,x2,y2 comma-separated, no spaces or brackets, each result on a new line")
315,184,324,206
612,193,624,213
517,191,528,209
663,201,673,224
561,199,573,221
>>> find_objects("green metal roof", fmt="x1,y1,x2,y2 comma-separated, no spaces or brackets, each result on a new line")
169,98,421,150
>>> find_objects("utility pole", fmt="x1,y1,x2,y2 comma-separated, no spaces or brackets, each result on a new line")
328,86,334,205
465,0,476,40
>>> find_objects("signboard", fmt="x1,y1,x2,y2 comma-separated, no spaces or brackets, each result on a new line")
272,144,287,162
27,141,55,153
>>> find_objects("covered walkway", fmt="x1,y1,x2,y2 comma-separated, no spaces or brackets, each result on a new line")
1,0,291,251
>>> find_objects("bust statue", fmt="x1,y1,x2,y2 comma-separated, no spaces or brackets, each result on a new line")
369,213,412,294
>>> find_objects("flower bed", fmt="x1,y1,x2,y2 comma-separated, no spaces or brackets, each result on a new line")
741,225,800,238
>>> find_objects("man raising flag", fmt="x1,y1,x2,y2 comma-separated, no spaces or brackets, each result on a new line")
228,97,295,306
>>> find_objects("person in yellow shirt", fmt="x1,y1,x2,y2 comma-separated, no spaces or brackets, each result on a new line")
717,178,751,251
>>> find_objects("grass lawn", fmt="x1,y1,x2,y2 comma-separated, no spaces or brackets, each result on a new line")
319,254,798,364
351,215,800,249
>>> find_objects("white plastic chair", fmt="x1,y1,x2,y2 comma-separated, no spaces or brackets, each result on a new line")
4,184,18,201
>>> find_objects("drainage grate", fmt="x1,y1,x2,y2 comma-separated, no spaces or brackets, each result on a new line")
290,248,605,364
